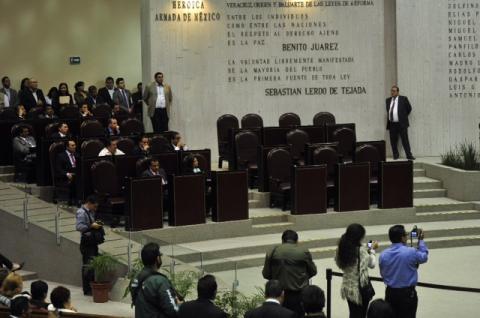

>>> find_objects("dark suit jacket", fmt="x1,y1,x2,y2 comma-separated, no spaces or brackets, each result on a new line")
133,145,149,157
386,95,412,129
86,95,97,108
55,151,78,184
245,302,297,318
97,87,115,107
141,168,167,180
19,89,47,111
178,298,227,318
51,132,70,139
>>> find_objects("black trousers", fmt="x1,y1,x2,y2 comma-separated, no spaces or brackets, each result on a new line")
151,108,169,133
385,286,418,318
284,290,304,317
389,122,412,158
80,243,99,294
347,294,370,318
0,253,13,270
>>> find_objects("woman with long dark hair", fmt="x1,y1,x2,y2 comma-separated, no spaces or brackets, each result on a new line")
335,224,377,318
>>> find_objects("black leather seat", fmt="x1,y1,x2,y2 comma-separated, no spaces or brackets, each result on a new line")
332,127,356,162
60,106,80,119
81,139,105,159
120,118,144,136
313,146,339,206
235,131,259,188
116,137,135,155
267,148,292,210
355,144,382,203
313,112,335,126
217,114,239,168
80,119,105,138
279,112,300,128
241,113,263,129
150,135,171,154
286,129,309,165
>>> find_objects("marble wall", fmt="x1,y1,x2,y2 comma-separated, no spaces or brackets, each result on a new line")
142,0,395,157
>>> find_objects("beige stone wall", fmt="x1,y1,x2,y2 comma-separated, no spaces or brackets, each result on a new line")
0,0,142,92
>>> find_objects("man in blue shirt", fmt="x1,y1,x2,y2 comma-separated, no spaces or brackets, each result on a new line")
379,225,428,318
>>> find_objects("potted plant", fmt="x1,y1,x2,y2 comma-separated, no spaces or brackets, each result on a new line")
87,253,120,303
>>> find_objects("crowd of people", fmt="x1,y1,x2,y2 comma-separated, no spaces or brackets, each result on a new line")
1,221,429,318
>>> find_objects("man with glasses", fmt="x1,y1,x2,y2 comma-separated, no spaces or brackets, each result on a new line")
379,225,429,318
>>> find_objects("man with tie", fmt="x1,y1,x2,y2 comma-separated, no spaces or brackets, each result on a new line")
113,78,133,113
386,85,415,160
18,78,47,112
97,77,115,107
55,140,79,206
1,76,19,108
141,159,167,184
144,72,173,133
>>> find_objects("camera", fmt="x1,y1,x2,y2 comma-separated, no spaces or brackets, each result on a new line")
410,226,423,239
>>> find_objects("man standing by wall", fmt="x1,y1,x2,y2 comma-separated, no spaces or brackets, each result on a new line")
262,230,317,317
386,85,415,160
144,72,173,133
379,225,429,318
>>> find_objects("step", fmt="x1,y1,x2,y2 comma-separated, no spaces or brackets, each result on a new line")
415,199,474,213
416,210,480,222
413,189,446,199
0,166,14,174
414,177,442,190
249,199,264,209
251,214,289,225
17,270,38,281
413,168,425,177
252,222,295,229
0,173,14,182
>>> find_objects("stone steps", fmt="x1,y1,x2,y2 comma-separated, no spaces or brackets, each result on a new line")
17,270,38,281
414,188,447,198
414,168,425,177
414,177,443,190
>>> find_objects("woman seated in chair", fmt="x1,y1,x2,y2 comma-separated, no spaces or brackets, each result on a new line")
0,272,24,307
183,154,202,175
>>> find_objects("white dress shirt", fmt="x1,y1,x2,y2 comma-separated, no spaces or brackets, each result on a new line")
3,94,8,107
32,90,38,103
98,148,125,157
108,88,115,99
265,298,281,305
389,97,399,122
155,85,166,108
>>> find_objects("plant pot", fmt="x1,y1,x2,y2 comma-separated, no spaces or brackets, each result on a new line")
90,282,111,303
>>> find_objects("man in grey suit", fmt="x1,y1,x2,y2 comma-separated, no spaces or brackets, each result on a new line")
1,76,19,108
113,77,133,113
143,72,173,133
12,126,37,182
141,158,167,185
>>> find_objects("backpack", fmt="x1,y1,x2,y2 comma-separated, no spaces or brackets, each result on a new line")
130,270,163,307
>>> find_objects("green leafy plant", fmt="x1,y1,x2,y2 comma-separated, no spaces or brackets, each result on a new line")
123,258,144,299
441,141,480,170
87,253,120,283
216,287,264,318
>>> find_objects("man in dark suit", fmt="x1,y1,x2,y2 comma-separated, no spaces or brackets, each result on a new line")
245,280,297,318
86,85,98,108
18,78,47,112
141,159,167,183
55,140,78,206
97,77,115,107
1,76,19,108
133,135,150,157
178,275,227,318
106,118,120,136
386,85,415,160
113,77,133,113
51,122,70,139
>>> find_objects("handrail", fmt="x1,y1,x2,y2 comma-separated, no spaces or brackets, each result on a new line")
326,268,480,318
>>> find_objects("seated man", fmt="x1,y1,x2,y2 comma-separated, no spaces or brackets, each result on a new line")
48,286,77,313
142,159,167,185
39,105,58,119
79,104,93,118
98,138,125,157
168,132,188,151
10,295,31,318
51,122,70,139
106,117,120,136
12,126,36,182
55,140,78,206
134,135,150,157
30,280,50,311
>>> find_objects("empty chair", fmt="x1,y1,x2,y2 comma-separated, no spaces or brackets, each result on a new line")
313,112,336,126
235,131,259,187
121,118,144,136
60,106,80,119
80,119,105,138
286,129,309,165
355,144,382,179
241,113,263,129
217,114,239,168
116,137,135,155
92,104,112,118
267,148,292,210
27,106,44,119
332,127,356,162
81,139,105,158
91,160,125,221
313,146,339,207
150,135,171,154
278,112,301,128
0,108,17,120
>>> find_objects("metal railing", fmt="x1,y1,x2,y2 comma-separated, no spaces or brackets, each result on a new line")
326,268,480,318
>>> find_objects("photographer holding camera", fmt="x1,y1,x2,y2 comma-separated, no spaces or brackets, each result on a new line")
379,225,429,318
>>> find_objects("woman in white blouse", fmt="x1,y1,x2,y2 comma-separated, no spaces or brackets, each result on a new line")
335,224,378,318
